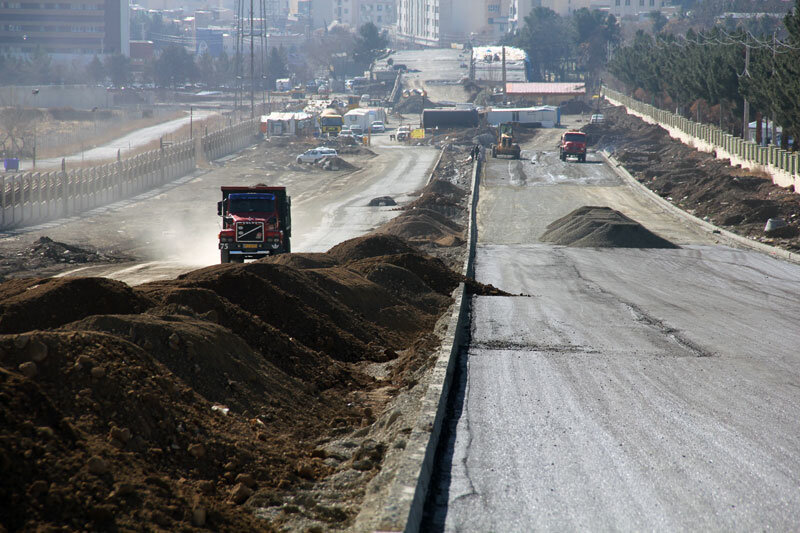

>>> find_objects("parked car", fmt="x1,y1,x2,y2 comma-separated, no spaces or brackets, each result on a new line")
349,125,364,136
296,147,337,164
370,121,385,133
590,113,605,124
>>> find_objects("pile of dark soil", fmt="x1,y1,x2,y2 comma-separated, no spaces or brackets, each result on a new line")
381,208,465,248
316,155,356,171
394,94,439,114
369,196,397,206
591,106,800,251
0,236,131,282
541,206,679,248
0,229,487,532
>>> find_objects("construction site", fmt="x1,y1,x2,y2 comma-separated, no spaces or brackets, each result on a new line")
2,43,800,532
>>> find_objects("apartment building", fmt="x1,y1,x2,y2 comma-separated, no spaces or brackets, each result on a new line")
358,0,396,26
511,0,670,22
397,0,512,47
511,0,590,21
608,0,670,19
0,0,129,58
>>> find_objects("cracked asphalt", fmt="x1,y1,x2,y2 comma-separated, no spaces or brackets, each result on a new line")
422,124,800,531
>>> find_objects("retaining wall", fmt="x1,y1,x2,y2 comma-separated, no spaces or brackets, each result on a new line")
602,87,800,192
373,157,482,532
1,117,259,231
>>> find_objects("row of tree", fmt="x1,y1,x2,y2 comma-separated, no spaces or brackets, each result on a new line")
608,0,800,148
506,7,621,88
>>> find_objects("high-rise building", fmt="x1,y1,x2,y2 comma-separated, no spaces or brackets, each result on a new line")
0,0,129,59
397,0,511,47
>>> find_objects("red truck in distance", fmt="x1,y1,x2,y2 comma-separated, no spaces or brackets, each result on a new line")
217,186,291,263
559,131,587,162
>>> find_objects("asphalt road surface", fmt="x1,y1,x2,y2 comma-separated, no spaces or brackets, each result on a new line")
423,126,800,531
2,133,437,285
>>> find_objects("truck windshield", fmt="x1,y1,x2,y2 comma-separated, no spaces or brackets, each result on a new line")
229,198,275,213
564,133,585,142
321,116,343,126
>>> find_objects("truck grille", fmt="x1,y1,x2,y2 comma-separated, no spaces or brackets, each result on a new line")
236,222,264,242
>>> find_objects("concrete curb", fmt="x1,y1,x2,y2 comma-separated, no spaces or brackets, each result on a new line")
601,151,800,265
374,158,482,532
426,146,448,185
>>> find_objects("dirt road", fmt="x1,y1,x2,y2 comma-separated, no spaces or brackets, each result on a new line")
423,119,800,531
0,133,437,285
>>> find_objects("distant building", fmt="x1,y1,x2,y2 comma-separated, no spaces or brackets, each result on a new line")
397,0,511,47
0,0,129,60
505,81,585,105
511,0,591,21
196,28,224,57
290,0,395,30
608,0,671,19
472,46,530,82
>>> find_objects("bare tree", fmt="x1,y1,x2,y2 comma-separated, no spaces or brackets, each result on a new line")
0,107,37,158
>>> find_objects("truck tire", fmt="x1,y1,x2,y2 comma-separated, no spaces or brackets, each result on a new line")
284,240,291,253
220,249,230,263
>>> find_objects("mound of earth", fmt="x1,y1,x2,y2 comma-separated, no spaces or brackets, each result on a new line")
0,229,488,531
589,105,800,251
0,236,131,282
316,155,356,171
394,94,439,114
380,208,465,247
541,206,679,248
327,234,418,263
0,277,150,334
368,196,397,207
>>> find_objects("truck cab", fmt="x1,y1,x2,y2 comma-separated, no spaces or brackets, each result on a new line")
559,131,587,162
217,186,291,263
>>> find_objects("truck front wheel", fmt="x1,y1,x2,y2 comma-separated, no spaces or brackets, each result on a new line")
220,249,230,263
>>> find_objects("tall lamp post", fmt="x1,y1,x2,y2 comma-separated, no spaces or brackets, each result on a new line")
31,88,39,168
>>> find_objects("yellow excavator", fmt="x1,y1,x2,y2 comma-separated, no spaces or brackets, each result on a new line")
491,122,521,159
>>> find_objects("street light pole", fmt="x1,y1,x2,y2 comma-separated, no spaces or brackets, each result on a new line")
32,88,39,169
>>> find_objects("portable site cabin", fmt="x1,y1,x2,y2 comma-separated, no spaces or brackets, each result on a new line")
487,106,560,128
260,112,314,136
343,107,387,131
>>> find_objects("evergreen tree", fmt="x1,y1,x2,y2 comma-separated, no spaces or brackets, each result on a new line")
86,56,106,83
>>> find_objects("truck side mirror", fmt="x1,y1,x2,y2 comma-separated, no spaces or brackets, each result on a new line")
217,201,223,216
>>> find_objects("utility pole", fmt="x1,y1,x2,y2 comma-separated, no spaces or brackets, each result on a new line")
250,0,255,118
501,45,507,103
742,42,750,141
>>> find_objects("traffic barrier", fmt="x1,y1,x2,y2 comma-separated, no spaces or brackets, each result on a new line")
368,158,482,533
1,116,259,231
602,86,800,192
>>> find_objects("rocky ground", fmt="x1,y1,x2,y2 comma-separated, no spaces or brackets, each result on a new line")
586,106,800,252
0,143,499,532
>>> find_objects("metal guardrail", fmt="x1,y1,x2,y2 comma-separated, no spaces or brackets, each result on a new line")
602,86,799,192
1,117,259,231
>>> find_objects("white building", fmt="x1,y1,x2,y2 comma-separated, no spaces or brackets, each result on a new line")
291,0,395,29
397,0,512,47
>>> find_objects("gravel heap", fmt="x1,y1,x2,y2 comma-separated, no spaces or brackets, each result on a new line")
541,206,678,248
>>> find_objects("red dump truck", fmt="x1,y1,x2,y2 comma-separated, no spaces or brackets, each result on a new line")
559,131,587,162
217,185,291,263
